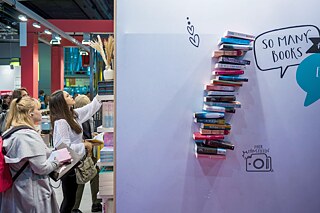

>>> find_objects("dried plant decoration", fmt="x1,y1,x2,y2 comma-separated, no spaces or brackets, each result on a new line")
89,35,108,66
103,35,114,68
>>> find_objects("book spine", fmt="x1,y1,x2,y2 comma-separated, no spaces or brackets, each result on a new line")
201,123,231,130
194,118,226,124
203,105,226,112
195,152,226,159
193,112,225,119
204,96,236,102
218,57,250,65
225,31,256,40
212,50,245,58
193,132,225,140
205,101,241,108
200,128,229,135
206,91,239,96
218,37,251,45
219,44,253,51
195,144,227,155
204,84,236,91
203,140,235,150
215,63,246,70
211,79,243,87
217,76,249,82
212,70,244,75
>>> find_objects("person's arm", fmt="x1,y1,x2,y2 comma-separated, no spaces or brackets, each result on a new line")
29,155,59,175
75,95,102,124
53,119,85,155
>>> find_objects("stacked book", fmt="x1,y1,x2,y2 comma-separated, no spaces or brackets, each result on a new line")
100,146,114,163
193,30,255,159
97,80,114,95
102,101,114,128
99,166,113,196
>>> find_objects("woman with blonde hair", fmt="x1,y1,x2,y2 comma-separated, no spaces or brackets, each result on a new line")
0,96,61,213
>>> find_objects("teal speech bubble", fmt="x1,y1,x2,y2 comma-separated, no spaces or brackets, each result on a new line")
296,54,320,106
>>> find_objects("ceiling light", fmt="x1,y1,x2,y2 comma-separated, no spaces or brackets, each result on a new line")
18,15,28,22
82,33,91,45
32,22,41,29
6,26,11,29
44,29,52,35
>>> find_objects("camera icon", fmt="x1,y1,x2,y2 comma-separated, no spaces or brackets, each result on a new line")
246,153,272,172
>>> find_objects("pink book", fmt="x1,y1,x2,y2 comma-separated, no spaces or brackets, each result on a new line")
195,152,226,160
212,69,244,75
52,148,72,163
193,132,224,140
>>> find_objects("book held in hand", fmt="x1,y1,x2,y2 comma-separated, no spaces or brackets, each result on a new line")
48,148,72,163
86,133,104,146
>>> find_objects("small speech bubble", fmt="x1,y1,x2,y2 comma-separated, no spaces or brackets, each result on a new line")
254,25,320,78
296,54,320,106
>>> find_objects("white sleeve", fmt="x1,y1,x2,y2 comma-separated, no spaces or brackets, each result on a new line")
53,119,85,154
75,97,102,124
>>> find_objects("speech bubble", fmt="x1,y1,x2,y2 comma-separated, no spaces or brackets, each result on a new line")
296,54,320,106
254,25,320,78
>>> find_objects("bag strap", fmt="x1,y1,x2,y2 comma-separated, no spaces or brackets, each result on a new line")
2,125,34,182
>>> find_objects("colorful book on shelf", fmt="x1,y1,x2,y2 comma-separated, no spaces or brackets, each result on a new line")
195,143,227,155
212,50,245,58
193,118,226,124
219,43,252,51
224,30,255,41
200,128,230,135
214,63,246,70
214,76,248,82
217,37,251,46
200,123,231,130
195,152,226,159
204,84,236,91
204,95,236,102
212,69,244,76
193,111,225,119
205,101,241,108
211,79,243,87
203,104,226,112
206,90,239,96
193,132,224,140
195,139,235,150
217,56,250,65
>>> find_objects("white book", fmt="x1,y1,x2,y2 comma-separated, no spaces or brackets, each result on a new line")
215,63,246,70
206,91,239,96
224,30,255,41
203,105,226,112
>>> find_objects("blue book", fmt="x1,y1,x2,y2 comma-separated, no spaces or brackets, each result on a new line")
217,37,251,46
216,76,248,82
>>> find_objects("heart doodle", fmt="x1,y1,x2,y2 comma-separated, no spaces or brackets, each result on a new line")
189,34,200,47
187,25,194,36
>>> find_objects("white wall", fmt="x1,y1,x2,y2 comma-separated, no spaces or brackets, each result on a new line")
115,1,320,212
0,65,21,91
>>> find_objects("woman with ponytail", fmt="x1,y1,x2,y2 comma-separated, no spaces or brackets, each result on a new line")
0,96,60,213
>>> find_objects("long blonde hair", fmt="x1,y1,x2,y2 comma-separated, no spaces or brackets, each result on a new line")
5,96,40,130
74,95,90,109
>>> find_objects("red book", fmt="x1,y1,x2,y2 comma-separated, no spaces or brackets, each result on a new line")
212,69,244,75
193,132,224,140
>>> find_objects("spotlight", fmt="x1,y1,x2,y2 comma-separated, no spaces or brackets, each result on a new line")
44,29,52,35
32,22,41,29
18,15,28,21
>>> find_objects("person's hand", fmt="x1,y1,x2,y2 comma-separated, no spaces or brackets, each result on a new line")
84,140,93,156
95,94,102,103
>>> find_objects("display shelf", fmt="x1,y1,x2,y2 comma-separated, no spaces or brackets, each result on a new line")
97,159,114,167
100,95,114,101
97,126,114,133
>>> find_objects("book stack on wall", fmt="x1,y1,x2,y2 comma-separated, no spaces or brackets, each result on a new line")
193,30,255,159
97,80,114,95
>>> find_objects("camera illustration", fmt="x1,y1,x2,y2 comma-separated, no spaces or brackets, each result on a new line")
246,153,272,172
